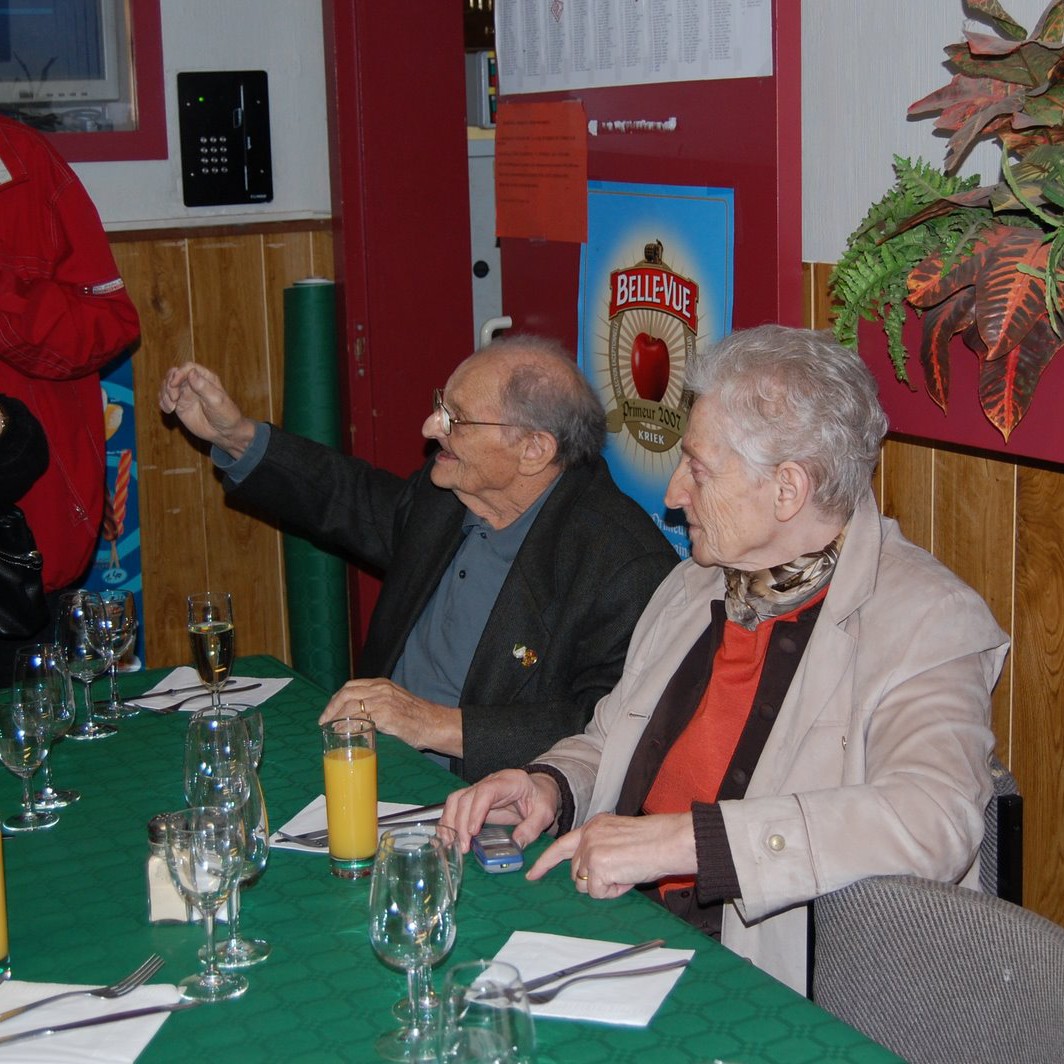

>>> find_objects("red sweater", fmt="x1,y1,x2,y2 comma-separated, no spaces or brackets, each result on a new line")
0,117,140,590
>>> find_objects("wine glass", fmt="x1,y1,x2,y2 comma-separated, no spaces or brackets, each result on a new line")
187,592,235,709
369,826,457,1062
0,689,58,832
437,959,536,1064
163,806,248,1002
219,703,263,771
12,643,80,808
98,589,138,719
185,709,270,969
392,822,463,1022
55,590,116,740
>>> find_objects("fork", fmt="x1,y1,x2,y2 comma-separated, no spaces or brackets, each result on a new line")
0,953,165,1024
276,830,329,848
128,683,262,714
524,960,689,1005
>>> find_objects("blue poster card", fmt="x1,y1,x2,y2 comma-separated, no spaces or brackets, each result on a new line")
577,180,734,559
86,351,144,667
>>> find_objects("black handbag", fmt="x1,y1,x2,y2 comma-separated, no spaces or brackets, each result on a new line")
0,504,47,638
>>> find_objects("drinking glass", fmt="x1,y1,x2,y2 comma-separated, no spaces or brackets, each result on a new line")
12,644,80,808
437,960,536,1064
186,592,235,709
0,690,58,832
185,709,270,969
369,826,457,1062
220,703,263,770
164,806,247,1002
392,822,463,1022
97,589,138,719
184,710,252,808
55,590,116,740
322,717,377,878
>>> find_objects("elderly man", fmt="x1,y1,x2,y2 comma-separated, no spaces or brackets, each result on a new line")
159,334,677,781
444,325,1009,993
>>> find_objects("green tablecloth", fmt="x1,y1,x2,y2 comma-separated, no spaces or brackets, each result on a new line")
0,657,901,1063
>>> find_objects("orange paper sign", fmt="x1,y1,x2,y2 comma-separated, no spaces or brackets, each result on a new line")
495,100,588,244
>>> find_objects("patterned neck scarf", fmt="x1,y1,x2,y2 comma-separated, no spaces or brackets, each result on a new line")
723,528,847,630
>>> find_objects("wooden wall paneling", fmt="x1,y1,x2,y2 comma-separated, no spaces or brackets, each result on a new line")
931,450,1016,757
804,262,836,331
878,439,934,551
1014,465,1064,923
186,234,286,660
112,237,206,668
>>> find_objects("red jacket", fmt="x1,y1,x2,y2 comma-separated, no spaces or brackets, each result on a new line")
0,117,140,591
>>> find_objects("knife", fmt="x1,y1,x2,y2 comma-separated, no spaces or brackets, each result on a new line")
132,678,240,699
520,938,667,992
377,802,446,825
0,1000,199,1047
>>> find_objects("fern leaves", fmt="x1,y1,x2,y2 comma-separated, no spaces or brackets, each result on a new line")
830,157,991,378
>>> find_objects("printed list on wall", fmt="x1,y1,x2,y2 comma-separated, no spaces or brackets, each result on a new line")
496,0,772,95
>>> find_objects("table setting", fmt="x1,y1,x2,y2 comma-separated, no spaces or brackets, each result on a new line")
0,586,903,1062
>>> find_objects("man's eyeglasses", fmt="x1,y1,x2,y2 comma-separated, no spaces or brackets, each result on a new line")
432,388,516,435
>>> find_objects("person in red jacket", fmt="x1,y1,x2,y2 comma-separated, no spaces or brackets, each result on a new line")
0,115,140,673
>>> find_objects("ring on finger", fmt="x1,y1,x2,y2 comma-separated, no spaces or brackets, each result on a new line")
576,871,589,882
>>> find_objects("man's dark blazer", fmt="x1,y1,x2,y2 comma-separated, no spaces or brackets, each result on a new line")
227,428,678,781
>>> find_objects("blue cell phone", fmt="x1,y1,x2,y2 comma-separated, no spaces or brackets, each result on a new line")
471,825,524,874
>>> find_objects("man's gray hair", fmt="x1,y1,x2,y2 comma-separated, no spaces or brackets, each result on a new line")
486,334,606,467
684,325,889,518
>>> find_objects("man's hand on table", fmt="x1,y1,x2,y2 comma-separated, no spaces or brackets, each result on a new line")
319,677,462,757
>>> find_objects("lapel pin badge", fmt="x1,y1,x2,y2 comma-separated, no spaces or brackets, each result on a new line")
512,643,538,668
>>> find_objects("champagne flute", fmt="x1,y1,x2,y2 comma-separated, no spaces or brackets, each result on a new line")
98,589,138,719
164,806,247,1002
187,592,234,709
0,690,58,832
369,826,457,1062
185,709,270,968
12,643,80,808
55,590,116,740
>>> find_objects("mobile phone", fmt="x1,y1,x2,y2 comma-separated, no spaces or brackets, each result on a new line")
471,825,524,874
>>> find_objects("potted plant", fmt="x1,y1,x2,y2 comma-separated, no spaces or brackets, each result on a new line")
830,0,1064,441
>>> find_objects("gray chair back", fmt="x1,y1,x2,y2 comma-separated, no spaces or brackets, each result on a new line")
813,874,1064,1064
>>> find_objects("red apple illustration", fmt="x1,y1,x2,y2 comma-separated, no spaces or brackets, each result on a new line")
630,332,670,401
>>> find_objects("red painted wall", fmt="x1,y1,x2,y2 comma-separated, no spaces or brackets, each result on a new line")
323,1,474,645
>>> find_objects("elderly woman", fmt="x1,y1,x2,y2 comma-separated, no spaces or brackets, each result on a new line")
444,325,1010,994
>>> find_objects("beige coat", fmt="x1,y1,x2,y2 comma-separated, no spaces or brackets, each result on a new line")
537,490,1010,993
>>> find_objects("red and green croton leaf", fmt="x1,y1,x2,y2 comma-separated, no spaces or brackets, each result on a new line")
967,0,1033,42
973,227,1050,357
972,316,1064,437
907,227,1010,307
919,288,977,411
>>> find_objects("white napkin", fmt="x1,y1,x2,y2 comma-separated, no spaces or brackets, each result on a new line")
493,931,693,1027
132,666,291,712
271,797,430,853
0,982,181,1062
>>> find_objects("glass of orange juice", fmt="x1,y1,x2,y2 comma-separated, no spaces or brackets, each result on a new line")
321,717,377,878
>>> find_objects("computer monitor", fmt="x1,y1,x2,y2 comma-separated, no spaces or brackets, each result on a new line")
0,0,123,107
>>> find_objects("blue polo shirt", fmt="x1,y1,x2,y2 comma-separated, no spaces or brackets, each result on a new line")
391,479,555,705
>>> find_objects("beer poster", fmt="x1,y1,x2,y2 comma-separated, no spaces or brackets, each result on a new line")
577,180,734,558
85,352,144,667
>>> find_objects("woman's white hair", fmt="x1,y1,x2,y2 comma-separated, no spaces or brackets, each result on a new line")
684,325,889,518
